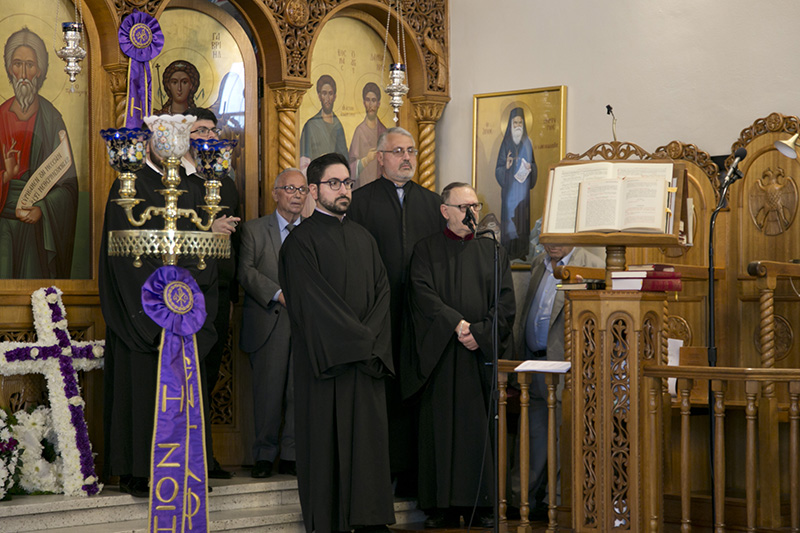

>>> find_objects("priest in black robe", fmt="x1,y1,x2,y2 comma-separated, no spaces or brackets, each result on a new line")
406,182,515,527
348,127,444,494
99,142,219,497
279,152,395,533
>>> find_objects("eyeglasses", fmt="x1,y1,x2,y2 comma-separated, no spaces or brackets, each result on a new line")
444,202,483,213
319,178,355,190
379,147,419,157
191,126,222,136
274,185,309,195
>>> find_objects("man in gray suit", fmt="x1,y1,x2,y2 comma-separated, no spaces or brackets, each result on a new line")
238,168,307,478
512,244,604,519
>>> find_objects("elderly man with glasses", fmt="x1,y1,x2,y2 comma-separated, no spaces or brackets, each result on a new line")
238,168,308,479
279,152,395,533
406,182,516,528
348,126,444,497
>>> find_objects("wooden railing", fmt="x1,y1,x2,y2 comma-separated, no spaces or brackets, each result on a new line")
498,361,800,532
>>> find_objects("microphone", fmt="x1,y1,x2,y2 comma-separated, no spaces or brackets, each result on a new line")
721,147,747,187
462,207,477,234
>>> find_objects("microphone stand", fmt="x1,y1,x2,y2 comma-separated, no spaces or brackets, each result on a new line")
707,165,742,528
466,213,501,533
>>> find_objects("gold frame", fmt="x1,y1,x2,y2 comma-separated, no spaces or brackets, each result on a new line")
471,86,566,264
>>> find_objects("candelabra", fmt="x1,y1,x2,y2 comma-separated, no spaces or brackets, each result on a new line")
101,114,231,269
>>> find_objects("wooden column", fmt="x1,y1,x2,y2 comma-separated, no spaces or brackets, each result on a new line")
271,85,307,173
104,63,129,128
410,97,448,191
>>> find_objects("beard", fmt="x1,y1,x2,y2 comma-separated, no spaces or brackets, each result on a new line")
12,76,39,112
320,194,350,215
511,125,524,145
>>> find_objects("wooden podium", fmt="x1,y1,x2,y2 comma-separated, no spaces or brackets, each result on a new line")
539,160,686,531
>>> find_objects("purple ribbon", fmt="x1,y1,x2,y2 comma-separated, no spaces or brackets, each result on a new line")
118,10,164,129
142,266,208,532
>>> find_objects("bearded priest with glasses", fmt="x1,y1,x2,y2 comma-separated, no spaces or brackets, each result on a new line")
279,152,395,533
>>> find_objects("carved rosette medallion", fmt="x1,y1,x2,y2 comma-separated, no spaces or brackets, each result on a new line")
754,314,792,362
116,0,160,18
285,0,310,28
666,315,692,345
748,167,798,236
580,316,598,526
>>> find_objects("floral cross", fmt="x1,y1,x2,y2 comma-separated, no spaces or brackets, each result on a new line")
0,287,104,496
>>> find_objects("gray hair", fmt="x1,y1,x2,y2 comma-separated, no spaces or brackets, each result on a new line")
441,182,473,204
4,28,48,89
275,167,305,187
377,127,414,151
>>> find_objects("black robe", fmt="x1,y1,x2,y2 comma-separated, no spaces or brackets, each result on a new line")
278,210,395,532
348,176,444,476
408,230,515,509
98,164,219,478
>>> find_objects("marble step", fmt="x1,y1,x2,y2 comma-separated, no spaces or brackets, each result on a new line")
0,473,425,533
42,499,424,533
0,474,299,533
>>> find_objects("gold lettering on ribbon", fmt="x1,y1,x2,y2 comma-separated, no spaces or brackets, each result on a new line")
153,515,177,533
185,488,201,530
156,476,179,503
187,382,195,408
161,384,185,412
156,443,181,468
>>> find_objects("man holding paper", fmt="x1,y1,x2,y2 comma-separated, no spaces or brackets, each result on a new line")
495,107,536,260
0,28,78,278
512,244,603,519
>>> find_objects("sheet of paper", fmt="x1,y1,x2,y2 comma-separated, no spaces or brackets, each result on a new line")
514,157,532,183
514,360,572,373
667,338,683,396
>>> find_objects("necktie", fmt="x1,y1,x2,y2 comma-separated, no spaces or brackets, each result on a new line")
286,223,295,232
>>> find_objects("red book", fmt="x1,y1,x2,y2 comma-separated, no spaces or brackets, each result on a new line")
612,277,682,291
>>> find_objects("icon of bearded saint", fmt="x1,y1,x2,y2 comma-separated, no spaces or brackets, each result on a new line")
0,27,78,279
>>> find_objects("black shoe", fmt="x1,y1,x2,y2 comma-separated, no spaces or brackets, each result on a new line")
119,475,149,498
208,461,234,479
278,459,296,476
251,460,273,478
424,508,460,528
472,509,494,529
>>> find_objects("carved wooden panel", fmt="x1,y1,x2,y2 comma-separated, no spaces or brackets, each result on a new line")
579,314,599,527
609,317,631,530
210,327,234,425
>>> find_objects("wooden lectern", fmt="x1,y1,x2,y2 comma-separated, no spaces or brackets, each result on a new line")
539,160,687,531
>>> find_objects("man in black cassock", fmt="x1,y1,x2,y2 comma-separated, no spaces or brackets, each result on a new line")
98,135,219,497
279,152,395,533
348,126,444,495
406,182,515,528
184,107,241,480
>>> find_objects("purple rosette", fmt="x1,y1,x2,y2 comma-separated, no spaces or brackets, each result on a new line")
142,265,206,335
118,10,164,129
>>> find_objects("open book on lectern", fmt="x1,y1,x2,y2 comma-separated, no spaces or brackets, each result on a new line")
542,160,684,235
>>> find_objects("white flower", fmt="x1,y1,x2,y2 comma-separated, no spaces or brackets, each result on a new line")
91,345,103,358
61,347,72,357
68,396,84,407
30,347,39,359
45,293,58,304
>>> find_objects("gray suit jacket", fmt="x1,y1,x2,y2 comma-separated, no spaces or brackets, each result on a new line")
238,211,292,353
515,247,605,361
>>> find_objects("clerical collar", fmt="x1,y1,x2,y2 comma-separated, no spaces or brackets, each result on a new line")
314,207,346,222
444,227,474,241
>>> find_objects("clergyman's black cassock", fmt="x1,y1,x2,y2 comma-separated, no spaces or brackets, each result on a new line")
348,176,444,478
99,164,219,478
407,230,515,510
278,210,395,533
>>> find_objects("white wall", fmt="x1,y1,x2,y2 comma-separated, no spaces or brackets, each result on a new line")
437,0,800,189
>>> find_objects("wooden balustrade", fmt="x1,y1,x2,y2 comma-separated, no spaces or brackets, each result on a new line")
644,364,800,532
498,361,800,531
